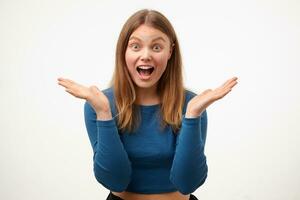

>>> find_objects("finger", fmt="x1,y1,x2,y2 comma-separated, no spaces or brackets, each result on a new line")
217,84,236,99
57,77,73,85
224,79,238,90
58,80,70,88
217,82,236,94
231,76,238,81
57,77,65,81
224,77,237,87
64,78,75,84
215,81,236,96
221,77,238,88
57,78,69,86
65,89,75,96
215,77,238,96
58,78,79,88
66,88,86,99
220,78,232,87
229,76,238,82
215,87,232,99
58,78,75,86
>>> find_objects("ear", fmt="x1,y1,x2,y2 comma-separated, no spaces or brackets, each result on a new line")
168,43,175,60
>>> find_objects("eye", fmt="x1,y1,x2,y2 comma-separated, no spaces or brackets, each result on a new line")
129,43,140,51
153,44,162,51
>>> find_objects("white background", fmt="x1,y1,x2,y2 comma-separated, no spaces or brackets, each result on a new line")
1,0,299,199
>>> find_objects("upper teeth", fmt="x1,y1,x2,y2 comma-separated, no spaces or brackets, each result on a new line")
138,65,154,69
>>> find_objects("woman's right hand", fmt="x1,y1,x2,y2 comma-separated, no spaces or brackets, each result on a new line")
57,78,112,119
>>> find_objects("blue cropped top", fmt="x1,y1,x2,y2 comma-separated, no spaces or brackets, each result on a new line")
84,87,208,195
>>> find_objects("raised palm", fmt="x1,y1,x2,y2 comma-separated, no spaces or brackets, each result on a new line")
57,78,110,113
186,77,238,117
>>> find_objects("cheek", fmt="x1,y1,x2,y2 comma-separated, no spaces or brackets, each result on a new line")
125,51,137,69
125,51,133,71
156,53,170,69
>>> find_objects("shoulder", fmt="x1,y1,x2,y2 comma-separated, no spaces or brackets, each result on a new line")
181,89,195,114
184,89,197,102
102,87,117,115
102,87,114,98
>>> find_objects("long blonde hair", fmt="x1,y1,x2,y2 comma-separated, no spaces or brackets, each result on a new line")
110,9,185,133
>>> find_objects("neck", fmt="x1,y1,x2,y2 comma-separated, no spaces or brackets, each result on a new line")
135,85,160,105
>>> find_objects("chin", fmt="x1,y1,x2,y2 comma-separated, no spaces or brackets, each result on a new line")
134,81,157,89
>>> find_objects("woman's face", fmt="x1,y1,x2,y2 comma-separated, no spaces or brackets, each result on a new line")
125,24,173,90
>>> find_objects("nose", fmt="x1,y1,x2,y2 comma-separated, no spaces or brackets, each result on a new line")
140,48,151,62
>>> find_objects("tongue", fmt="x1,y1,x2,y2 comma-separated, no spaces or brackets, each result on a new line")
140,69,151,76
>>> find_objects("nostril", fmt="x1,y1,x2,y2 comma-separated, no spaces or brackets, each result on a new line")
141,57,151,61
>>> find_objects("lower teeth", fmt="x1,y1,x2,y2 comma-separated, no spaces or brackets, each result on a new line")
138,69,152,76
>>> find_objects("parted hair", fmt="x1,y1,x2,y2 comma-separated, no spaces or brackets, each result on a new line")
110,9,185,133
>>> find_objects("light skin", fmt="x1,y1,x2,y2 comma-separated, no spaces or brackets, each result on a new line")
125,24,173,105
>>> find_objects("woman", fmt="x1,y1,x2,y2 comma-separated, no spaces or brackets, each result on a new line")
58,9,238,200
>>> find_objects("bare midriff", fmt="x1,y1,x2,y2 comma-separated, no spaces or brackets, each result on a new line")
112,191,190,200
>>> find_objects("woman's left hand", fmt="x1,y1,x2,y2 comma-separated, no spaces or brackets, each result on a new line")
186,77,238,118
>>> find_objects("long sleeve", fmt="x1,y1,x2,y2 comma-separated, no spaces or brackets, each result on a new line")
169,110,208,195
84,101,132,192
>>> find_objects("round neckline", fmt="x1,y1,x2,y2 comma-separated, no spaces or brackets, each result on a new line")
135,103,161,112
138,104,160,107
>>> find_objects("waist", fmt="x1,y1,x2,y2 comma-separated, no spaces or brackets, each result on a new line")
126,167,175,193
112,191,190,200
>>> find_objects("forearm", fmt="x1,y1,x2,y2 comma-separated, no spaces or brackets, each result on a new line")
93,119,132,191
84,102,131,191
170,112,208,194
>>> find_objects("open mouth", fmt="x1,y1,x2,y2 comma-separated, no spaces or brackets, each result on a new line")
136,65,155,76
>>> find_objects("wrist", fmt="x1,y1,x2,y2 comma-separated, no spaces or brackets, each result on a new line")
186,104,204,118
96,109,112,120
95,104,112,120
185,110,201,118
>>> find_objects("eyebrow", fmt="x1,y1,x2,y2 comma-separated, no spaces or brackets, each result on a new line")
128,36,166,43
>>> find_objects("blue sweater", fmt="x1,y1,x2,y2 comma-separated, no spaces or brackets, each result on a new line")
84,87,208,195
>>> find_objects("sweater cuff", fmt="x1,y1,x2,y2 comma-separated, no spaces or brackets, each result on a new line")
182,115,201,125
96,119,116,127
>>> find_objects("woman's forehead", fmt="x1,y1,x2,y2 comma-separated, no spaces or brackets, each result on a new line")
129,25,170,43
